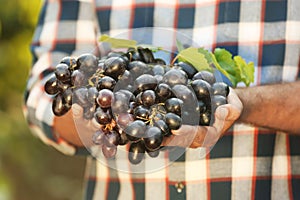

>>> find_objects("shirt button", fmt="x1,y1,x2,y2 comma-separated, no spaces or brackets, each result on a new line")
175,182,184,193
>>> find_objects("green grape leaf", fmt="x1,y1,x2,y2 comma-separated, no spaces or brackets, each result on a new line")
177,47,211,71
234,56,255,86
99,34,137,49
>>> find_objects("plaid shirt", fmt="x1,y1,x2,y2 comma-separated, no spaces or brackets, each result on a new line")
24,0,300,199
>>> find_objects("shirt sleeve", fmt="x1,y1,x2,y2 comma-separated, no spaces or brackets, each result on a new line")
23,0,99,156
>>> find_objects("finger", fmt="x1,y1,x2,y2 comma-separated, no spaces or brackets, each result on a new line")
72,103,84,120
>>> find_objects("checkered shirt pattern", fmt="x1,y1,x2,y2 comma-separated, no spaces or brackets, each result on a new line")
24,0,300,199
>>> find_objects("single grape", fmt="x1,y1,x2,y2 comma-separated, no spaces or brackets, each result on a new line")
128,141,145,165
152,64,165,76
192,71,216,85
103,57,127,80
92,129,106,145
55,63,71,83
212,95,227,111
199,110,212,126
96,76,116,91
176,61,197,79
146,149,160,158
162,68,188,87
127,61,149,79
141,90,156,107
44,75,59,95
165,113,182,130
104,130,120,147
102,145,117,159
212,82,230,97
52,93,69,116
134,105,150,121
133,74,158,94
124,120,147,142
96,89,114,108
73,87,89,107
137,47,155,63
62,87,73,107
71,69,86,87
94,107,112,125
76,53,98,74
155,83,173,101
190,79,212,101
165,98,183,116
154,119,171,136
60,56,77,71
111,91,130,114
57,81,70,93
116,113,134,129
143,126,163,151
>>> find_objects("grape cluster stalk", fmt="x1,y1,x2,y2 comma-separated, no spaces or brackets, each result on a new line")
44,46,229,164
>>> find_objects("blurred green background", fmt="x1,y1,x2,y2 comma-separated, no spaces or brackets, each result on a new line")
0,0,87,199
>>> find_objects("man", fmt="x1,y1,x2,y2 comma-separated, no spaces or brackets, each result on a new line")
25,0,300,199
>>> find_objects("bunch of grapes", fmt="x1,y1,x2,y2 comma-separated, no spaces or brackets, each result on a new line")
44,46,229,164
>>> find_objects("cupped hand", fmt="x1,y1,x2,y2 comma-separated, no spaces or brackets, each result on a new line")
161,88,243,149
53,104,101,147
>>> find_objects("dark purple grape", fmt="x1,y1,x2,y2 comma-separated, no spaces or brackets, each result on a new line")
96,89,114,108
52,93,70,116
137,47,155,63
193,71,216,85
154,120,171,137
45,75,59,95
103,57,127,80
141,90,156,107
87,87,98,104
212,82,229,97
111,91,130,114
115,70,133,90
116,113,134,129
196,100,207,113
92,129,106,145
162,68,188,87
190,79,212,100
73,87,89,107
165,113,182,130
146,149,160,158
126,48,141,62
102,145,117,159
97,76,116,91
57,81,70,93
55,63,71,83
77,53,98,74
62,87,73,107
152,65,165,76
104,130,120,147
165,98,183,116
71,69,86,87
118,133,129,145
128,141,145,165
154,58,166,65
155,83,173,101
212,95,227,111
94,107,112,125
83,104,97,120
176,62,197,79
60,56,77,71
133,74,158,93
143,126,163,151
128,61,151,79
124,120,147,142
134,105,150,121
199,110,212,126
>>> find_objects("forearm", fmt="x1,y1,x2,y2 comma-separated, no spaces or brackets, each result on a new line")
235,81,300,134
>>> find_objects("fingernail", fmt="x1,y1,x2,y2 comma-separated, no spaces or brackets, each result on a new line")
218,107,228,119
